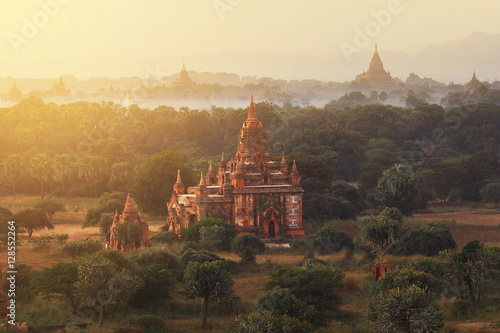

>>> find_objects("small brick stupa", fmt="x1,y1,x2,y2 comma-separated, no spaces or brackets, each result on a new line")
109,194,150,251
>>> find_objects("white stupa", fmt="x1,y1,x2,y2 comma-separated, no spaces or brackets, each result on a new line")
123,90,132,108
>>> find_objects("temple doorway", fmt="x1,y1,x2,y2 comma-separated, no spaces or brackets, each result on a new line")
269,221,276,238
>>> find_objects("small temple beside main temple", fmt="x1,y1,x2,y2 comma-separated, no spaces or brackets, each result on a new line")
357,44,395,86
109,194,150,251
167,96,305,239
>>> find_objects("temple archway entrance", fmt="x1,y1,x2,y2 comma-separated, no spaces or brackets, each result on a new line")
269,221,276,238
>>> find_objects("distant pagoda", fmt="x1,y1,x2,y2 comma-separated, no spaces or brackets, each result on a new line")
358,44,395,86
123,89,132,107
171,61,196,87
259,83,273,101
46,76,71,96
7,81,22,101
465,71,481,91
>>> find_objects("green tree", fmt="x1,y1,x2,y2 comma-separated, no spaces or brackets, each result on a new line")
4,154,23,197
35,262,79,311
375,164,418,215
368,285,443,333
12,208,54,237
393,223,456,256
107,161,135,193
181,217,237,251
480,183,500,203
150,231,179,245
33,199,65,219
132,264,176,307
440,240,490,307
2,264,38,303
359,207,404,257
115,221,144,251
62,240,102,261
378,268,441,294
52,154,71,190
183,260,234,327
265,265,343,324
232,234,266,254
29,153,53,199
131,151,196,216
82,192,126,228
0,206,13,234
310,226,354,255
98,213,114,242
257,287,315,323
75,254,143,327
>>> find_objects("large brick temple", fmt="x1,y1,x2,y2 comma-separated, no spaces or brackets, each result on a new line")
167,96,305,239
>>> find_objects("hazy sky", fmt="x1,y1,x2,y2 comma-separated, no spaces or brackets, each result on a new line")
1,0,499,78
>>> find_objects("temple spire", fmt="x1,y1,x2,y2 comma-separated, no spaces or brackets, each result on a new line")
208,160,215,174
182,60,186,71
173,169,185,194
247,95,258,121
375,43,378,52
199,172,206,186
472,71,477,80
280,153,288,173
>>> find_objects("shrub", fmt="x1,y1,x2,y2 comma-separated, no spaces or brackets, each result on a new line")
129,247,181,269
150,231,179,245
35,262,79,311
82,192,127,228
3,264,38,303
368,285,443,333
239,247,257,264
232,234,266,254
405,257,445,278
392,223,456,256
99,249,137,271
233,313,312,333
265,265,344,325
131,265,175,307
127,314,167,332
377,268,441,294
257,287,315,323
98,213,114,241
310,226,354,255
27,235,54,248
62,240,102,260
181,217,237,251
480,183,500,203
180,249,223,266
0,206,13,234
54,234,69,245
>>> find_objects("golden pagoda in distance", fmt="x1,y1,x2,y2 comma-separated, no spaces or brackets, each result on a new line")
46,76,71,96
358,44,395,86
7,81,22,101
171,61,196,87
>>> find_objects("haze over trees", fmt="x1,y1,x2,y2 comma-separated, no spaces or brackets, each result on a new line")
1,95,497,217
